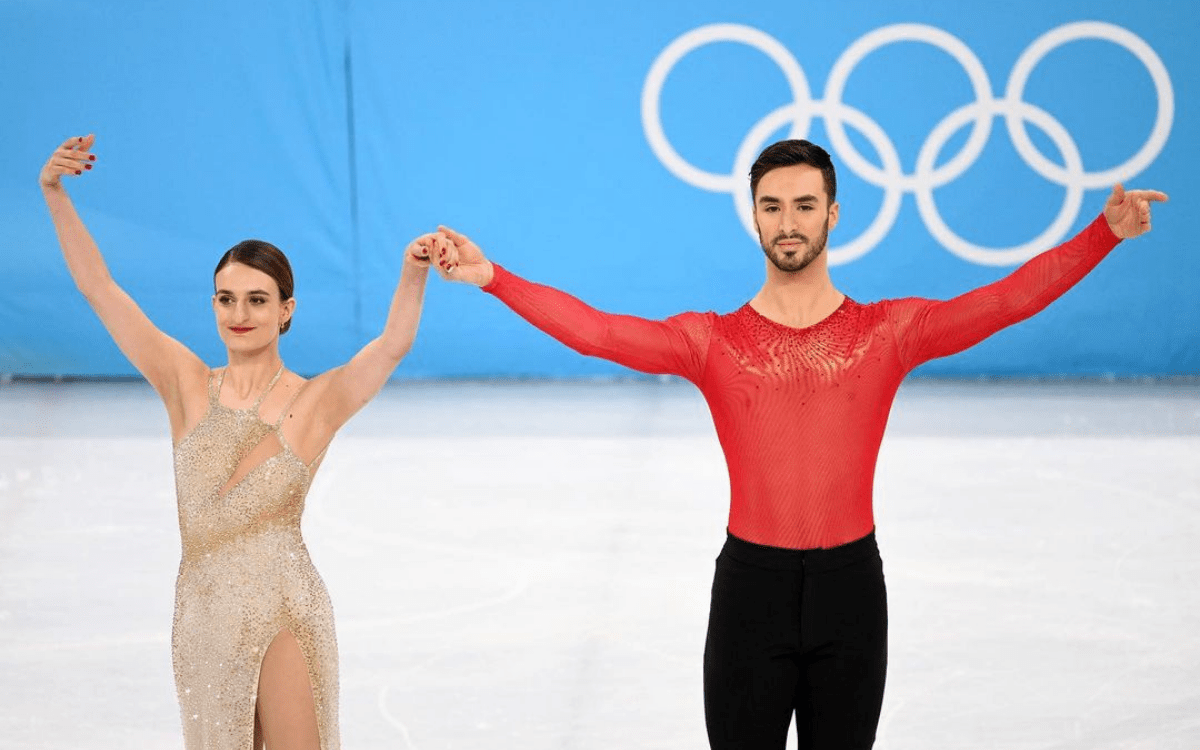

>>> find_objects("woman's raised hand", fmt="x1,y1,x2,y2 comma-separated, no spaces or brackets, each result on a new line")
405,233,435,267
40,134,96,189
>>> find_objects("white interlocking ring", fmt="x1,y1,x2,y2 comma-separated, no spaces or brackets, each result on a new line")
642,21,1173,266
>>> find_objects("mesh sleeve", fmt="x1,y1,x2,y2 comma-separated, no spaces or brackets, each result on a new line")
889,213,1122,370
483,263,713,382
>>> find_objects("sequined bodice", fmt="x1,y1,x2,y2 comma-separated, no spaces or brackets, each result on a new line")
172,367,311,562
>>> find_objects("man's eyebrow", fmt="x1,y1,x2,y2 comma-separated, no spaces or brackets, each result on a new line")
757,194,822,204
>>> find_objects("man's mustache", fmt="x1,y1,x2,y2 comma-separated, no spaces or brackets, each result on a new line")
772,233,808,245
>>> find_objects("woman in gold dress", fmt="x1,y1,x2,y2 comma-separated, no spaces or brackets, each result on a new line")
40,134,446,749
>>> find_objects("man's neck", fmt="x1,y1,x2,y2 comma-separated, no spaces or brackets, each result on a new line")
749,259,844,329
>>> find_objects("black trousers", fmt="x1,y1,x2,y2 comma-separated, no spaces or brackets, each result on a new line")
704,530,888,750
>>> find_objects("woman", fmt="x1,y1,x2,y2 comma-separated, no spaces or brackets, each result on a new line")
40,134,446,749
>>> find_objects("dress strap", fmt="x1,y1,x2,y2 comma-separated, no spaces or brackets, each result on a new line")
211,368,228,403
307,444,330,471
250,365,287,410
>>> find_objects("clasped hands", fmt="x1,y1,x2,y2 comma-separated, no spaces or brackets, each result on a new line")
404,226,494,287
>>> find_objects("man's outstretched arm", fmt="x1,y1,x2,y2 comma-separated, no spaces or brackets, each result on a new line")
893,185,1169,370
431,226,711,381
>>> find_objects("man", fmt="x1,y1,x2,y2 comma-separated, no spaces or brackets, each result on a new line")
428,140,1167,749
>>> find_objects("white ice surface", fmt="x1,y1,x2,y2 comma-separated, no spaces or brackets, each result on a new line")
1,379,1197,749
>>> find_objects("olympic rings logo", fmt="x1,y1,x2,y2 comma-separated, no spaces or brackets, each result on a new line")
641,22,1173,266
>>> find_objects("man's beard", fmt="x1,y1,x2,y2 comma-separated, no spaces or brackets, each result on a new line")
759,217,830,273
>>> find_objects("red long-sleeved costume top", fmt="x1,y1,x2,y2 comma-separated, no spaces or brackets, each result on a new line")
484,214,1121,549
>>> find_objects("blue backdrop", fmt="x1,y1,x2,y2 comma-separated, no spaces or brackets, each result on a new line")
2,0,1194,378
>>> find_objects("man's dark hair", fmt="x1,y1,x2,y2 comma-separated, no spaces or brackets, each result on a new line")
749,139,838,203
213,239,296,334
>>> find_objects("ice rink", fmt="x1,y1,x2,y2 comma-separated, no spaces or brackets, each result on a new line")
1,378,1197,749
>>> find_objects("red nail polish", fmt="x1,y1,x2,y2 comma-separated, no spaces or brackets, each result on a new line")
77,137,83,142
84,164,92,170
89,155,95,161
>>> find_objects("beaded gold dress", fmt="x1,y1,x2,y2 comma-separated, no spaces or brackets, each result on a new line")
171,367,339,749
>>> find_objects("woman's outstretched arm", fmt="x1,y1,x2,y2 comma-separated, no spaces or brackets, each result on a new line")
40,134,208,430
298,234,437,445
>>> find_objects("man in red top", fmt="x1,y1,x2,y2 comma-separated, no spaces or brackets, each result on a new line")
428,140,1167,749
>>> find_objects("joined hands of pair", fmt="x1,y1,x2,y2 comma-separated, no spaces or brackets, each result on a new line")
405,226,493,286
